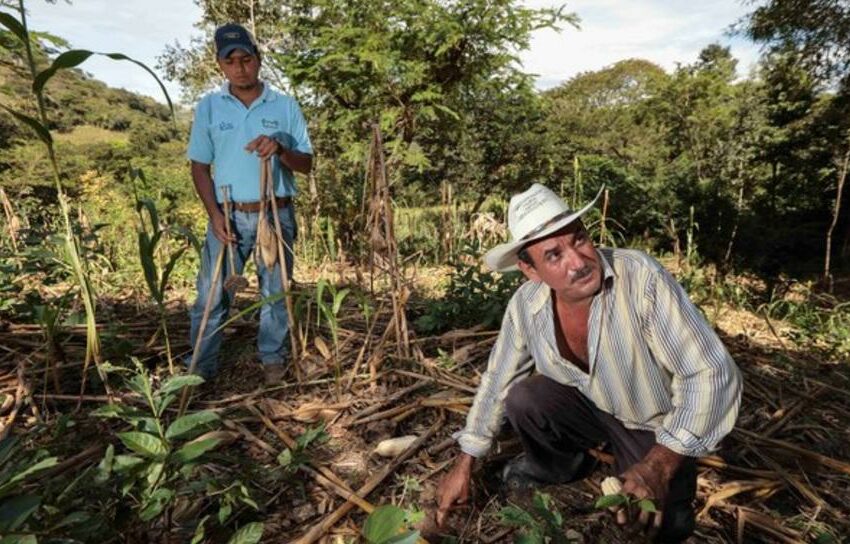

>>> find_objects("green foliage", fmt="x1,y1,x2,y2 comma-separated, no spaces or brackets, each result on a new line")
32,49,174,118
315,279,351,352
760,287,850,359
0,431,114,542
0,437,58,541
594,493,657,514
226,521,264,544
362,504,421,544
276,423,329,473
497,491,574,544
91,361,262,537
415,241,523,334
134,193,196,307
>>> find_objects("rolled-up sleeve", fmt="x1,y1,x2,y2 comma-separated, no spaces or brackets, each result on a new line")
453,299,533,458
286,98,312,155
646,268,742,457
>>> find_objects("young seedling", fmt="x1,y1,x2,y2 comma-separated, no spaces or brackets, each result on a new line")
595,476,659,515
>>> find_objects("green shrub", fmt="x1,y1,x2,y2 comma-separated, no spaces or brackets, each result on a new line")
415,241,523,334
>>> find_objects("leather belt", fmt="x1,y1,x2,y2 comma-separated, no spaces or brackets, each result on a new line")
230,196,291,213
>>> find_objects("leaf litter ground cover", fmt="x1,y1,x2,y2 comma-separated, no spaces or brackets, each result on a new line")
1,268,849,543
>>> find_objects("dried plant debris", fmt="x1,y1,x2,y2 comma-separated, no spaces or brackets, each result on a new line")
1,279,849,543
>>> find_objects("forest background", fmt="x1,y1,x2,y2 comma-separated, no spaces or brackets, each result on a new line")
1,0,850,543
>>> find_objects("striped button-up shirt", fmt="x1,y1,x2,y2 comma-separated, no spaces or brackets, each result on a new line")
455,247,742,458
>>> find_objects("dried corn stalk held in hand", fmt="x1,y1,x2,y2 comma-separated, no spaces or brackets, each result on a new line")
255,161,279,272
222,185,248,293
257,158,301,377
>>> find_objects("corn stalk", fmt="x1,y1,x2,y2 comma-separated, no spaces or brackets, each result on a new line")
0,1,174,399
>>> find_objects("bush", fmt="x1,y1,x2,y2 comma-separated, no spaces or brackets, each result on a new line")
414,241,523,334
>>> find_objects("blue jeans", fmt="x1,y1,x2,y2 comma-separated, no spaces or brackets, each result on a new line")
188,205,296,379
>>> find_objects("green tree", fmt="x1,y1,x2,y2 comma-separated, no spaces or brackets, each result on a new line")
745,0,850,283
159,0,575,256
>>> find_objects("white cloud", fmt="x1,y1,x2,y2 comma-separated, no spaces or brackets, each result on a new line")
21,0,763,101
520,0,761,88
26,0,202,102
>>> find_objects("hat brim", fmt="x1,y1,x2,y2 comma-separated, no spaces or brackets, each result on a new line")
483,186,604,272
218,44,255,59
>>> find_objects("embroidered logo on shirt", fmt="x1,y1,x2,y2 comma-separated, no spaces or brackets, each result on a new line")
219,122,234,131
262,119,279,129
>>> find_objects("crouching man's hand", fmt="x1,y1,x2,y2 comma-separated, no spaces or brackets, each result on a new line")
436,452,474,528
618,444,683,535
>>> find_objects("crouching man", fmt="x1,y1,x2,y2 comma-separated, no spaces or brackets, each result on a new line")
436,184,741,542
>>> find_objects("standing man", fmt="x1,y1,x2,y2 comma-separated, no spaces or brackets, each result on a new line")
436,184,741,542
186,23,312,384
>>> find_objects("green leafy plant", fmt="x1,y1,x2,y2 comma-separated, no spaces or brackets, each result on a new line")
132,182,197,373
91,361,261,539
415,241,523,334
276,423,329,474
362,504,421,544
315,279,351,354
760,287,850,360
0,0,173,397
314,279,351,391
0,436,58,542
594,493,658,515
497,491,575,544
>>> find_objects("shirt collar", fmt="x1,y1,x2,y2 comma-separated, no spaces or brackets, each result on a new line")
219,80,275,103
528,248,616,315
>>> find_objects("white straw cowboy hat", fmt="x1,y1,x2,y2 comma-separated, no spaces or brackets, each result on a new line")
484,183,604,272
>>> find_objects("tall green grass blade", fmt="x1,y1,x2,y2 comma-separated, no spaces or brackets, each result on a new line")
0,105,51,145
0,11,27,46
33,50,174,119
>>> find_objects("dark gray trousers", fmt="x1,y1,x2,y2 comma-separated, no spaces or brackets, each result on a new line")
504,374,697,543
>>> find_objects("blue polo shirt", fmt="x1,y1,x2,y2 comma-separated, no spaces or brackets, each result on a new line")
187,82,312,202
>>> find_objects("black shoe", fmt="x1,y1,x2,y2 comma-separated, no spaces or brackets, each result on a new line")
501,452,595,492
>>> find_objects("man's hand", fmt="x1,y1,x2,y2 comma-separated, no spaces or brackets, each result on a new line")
245,135,280,159
618,445,683,535
436,453,474,528
209,210,236,244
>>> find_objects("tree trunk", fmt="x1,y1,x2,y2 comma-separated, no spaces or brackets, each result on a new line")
824,135,850,291
724,182,745,271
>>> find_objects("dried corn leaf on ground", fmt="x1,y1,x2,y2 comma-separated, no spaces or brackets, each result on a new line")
1,268,849,543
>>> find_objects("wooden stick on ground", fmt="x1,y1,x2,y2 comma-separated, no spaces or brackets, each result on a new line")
734,427,850,476
293,411,445,544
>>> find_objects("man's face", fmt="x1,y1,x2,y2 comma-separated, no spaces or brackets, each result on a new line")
218,49,260,90
516,222,602,304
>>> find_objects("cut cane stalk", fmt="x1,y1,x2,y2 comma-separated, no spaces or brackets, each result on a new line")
178,243,226,416
255,160,279,270
221,185,248,293
263,158,302,380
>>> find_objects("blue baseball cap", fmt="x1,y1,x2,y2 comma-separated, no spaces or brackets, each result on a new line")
214,23,258,59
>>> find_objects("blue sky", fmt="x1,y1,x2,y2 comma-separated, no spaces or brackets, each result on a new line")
25,0,761,103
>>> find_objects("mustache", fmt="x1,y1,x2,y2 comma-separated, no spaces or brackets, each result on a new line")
569,265,594,283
